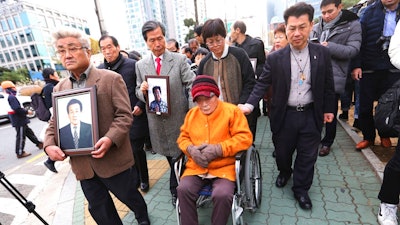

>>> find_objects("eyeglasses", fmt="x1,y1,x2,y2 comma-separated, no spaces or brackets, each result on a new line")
206,38,224,47
56,46,87,57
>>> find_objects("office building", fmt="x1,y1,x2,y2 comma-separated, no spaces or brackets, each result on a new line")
0,0,91,72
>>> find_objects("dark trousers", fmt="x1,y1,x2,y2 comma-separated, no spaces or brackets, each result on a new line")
321,94,339,147
272,108,320,195
15,125,40,155
359,70,400,141
246,107,259,141
378,141,400,205
131,137,149,184
80,168,149,225
166,156,178,196
177,176,235,225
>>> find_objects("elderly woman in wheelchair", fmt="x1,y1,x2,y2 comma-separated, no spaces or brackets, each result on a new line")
176,75,253,225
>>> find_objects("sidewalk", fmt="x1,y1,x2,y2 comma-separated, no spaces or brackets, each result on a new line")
24,115,390,225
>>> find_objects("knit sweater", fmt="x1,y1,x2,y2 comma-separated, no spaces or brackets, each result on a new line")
177,100,253,181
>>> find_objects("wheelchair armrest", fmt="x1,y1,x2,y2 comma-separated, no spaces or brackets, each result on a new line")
173,152,187,184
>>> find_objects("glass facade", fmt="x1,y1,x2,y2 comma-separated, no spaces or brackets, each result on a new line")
0,1,90,72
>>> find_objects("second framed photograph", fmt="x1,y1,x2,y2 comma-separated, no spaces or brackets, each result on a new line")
145,75,170,116
52,86,99,156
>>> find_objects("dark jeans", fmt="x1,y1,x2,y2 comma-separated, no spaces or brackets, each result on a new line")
131,137,149,184
80,168,149,225
177,176,235,225
378,141,400,205
359,70,400,141
321,94,339,147
272,108,320,195
15,125,40,155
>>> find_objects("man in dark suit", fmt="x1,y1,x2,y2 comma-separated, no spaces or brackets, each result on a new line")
239,2,335,210
59,98,92,150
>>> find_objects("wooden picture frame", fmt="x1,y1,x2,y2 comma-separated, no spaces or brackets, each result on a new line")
145,75,170,116
52,86,98,156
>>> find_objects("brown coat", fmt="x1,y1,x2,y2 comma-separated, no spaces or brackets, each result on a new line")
44,67,134,180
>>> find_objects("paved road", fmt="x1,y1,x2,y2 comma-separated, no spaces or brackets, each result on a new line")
0,116,395,225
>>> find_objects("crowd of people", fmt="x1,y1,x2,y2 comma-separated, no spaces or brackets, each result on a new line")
2,0,399,224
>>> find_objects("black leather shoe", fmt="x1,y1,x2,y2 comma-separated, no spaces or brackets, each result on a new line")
138,219,150,225
44,161,58,173
318,146,331,157
140,182,149,192
172,194,177,207
294,193,312,210
275,174,289,188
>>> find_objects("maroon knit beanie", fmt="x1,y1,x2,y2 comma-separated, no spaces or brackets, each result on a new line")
191,75,220,101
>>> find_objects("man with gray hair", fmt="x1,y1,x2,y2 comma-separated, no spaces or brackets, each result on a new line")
136,20,195,207
44,27,150,225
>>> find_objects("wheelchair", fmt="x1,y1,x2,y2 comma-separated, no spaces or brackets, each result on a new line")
174,145,262,225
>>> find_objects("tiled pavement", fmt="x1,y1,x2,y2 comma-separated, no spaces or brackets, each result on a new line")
16,115,398,224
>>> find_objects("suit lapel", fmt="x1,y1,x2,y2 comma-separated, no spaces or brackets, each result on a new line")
308,44,319,88
282,47,291,91
160,51,173,76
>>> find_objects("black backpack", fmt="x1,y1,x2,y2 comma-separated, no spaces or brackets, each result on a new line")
374,80,400,137
31,85,51,122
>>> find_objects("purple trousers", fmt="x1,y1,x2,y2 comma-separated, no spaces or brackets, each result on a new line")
177,175,235,225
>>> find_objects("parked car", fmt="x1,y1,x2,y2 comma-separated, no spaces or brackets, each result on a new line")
0,90,36,121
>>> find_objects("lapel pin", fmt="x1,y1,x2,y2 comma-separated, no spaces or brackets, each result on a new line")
313,55,317,59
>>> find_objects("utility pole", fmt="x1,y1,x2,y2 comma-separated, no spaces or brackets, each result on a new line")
94,0,107,35
194,0,199,25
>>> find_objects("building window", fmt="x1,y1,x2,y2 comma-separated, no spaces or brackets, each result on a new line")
24,47,31,58
12,33,19,45
7,17,15,30
29,62,35,71
1,20,8,31
17,49,24,59
13,15,21,28
0,36,5,48
30,45,38,57
26,29,33,42
6,34,12,47
11,51,18,60
0,53,4,63
5,52,11,62
20,12,30,26
19,31,26,43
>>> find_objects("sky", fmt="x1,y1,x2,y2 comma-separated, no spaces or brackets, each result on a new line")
28,0,267,48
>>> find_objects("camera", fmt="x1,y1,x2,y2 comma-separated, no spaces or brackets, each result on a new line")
376,36,391,52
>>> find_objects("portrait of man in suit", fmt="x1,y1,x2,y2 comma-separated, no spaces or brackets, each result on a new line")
59,98,93,150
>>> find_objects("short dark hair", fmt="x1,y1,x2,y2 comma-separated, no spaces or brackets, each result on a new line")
320,0,341,8
66,98,82,113
42,68,55,80
98,35,119,47
193,47,209,58
142,20,166,41
233,21,246,34
183,47,193,55
202,18,227,42
128,50,142,61
284,2,314,24
152,86,161,93
194,25,203,36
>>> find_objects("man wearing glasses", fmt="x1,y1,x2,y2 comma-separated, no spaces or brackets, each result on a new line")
44,27,150,225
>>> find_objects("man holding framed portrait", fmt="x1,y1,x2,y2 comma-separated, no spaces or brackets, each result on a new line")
43,27,150,225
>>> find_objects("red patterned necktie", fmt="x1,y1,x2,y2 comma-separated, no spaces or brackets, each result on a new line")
156,57,161,75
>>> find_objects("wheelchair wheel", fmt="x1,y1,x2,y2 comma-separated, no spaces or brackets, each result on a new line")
244,147,262,212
